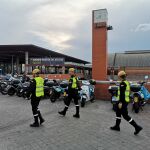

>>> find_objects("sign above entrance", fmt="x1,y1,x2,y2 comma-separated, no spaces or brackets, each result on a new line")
93,9,108,23
30,58,64,65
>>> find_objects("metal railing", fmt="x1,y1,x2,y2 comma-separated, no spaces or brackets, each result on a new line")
95,80,150,85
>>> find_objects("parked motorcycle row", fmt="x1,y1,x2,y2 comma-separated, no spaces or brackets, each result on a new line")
48,79,96,107
0,77,30,99
108,81,150,113
0,76,96,107
1,74,149,112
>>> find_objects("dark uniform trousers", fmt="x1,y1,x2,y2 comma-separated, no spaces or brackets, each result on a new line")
114,102,142,134
63,89,79,115
65,89,79,106
115,103,131,122
31,97,41,117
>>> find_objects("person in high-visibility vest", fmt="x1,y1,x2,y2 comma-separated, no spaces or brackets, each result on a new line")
58,68,81,118
28,69,45,127
110,71,143,135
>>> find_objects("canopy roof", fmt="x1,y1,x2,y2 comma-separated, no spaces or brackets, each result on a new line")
0,44,90,64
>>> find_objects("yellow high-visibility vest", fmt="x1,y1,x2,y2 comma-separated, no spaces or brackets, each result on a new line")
34,77,44,97
70,77,78,89
117,80,130,102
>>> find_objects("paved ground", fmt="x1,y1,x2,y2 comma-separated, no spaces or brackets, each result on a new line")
0,94,150,150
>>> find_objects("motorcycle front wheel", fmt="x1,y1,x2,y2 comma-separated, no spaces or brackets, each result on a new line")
1,88,8,95
81,98,86,107
0,84,8,95
16,90,23,97
8,88,15,96
90,94,95,103
50,92,57,103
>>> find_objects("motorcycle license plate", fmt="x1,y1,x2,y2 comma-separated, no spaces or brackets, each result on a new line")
134,97,138,102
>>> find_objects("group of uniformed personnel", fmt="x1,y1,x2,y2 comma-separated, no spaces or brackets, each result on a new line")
28,68,143,135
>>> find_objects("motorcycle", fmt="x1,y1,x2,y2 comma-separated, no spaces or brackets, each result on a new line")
16,82,30,99
108,82,119,111
43,79,58,99
130,81,149,113
79,80,96,107
7,79,21,96
50,80,69,103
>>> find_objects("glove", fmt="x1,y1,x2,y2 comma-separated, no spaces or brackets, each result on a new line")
118,102,122,109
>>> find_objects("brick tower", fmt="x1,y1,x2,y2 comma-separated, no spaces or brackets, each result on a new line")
92,9,109,99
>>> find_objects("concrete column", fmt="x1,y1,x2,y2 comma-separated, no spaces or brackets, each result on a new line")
16,56,20,74
62,66,65,74
11,55,14,75
25,51,29,74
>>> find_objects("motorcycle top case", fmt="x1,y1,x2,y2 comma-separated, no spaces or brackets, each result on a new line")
12,79,20,85
45,81,55,87
60,82,69,88
130,84,141,92
108,86,118,93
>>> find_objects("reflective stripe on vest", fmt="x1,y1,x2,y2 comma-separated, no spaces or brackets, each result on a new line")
34,77,44,97
71,77,77,89
117,80,130,103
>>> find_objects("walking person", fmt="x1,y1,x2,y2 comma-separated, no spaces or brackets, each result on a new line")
28,69,45,127
58,68,81,118
110,71,143,135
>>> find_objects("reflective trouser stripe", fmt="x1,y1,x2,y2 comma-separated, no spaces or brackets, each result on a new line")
36,90,44,93
129,118,133,123
34,114,38,117
75,105,79,107
37,86,44,88
116,117,121,119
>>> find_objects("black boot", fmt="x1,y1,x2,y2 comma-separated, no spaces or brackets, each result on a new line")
73,106,80,118
30,116,39,127
38,111,45,125
58,106,68,116
110,118,121,131
129,120,143,135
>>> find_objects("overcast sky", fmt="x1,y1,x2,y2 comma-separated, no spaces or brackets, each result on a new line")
0,0,150,62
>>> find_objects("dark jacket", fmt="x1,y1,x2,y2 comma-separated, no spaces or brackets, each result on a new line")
28,79,36,99
119,80,127,104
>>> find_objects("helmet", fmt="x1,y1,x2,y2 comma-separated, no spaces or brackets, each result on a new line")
118,71,126,77
32,69,40,74
69,68,75,72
